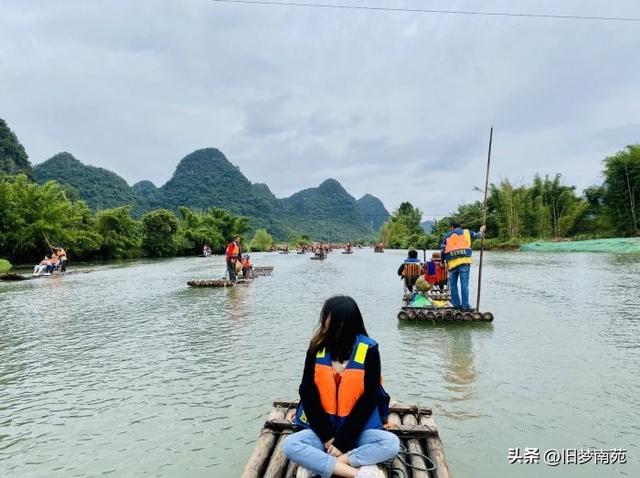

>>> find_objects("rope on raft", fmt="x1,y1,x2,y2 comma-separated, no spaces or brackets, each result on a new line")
383,442,437,477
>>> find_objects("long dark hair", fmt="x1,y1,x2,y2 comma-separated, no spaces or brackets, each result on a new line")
308,296,368,362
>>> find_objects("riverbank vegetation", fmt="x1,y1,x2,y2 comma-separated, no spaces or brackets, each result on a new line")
0,174,249,264
380,145,640,250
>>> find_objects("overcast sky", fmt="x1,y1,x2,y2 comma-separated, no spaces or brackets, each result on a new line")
1,0,639,217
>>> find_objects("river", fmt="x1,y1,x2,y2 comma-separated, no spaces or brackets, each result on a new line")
1,250,639,477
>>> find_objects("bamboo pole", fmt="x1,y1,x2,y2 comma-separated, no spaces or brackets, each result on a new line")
43,232,54,252
476,127,493,312
295,467,313,478
402,413,430,478
263,431,292,478
419,416,452,478
241,407,286,478
387,413,409,478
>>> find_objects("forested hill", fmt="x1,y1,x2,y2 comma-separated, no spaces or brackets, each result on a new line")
281,179,375,240
0,118,32,177
35,152,139,210
32,147,384,241
357,194,390,231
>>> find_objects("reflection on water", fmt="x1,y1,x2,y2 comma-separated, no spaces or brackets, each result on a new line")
1,251,639,477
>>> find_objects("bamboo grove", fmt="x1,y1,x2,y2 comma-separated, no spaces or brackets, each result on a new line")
380,145,640,249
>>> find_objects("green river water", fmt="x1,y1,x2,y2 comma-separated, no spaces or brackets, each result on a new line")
1,250,638,477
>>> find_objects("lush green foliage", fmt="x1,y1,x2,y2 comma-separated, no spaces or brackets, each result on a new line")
379,202,426,248
94,206,142,259
0,174,252,263
35,152,139,210
177,207,249,255
602,145,640,236
0,118,32,177
249,228,273,252
142,209,179,257
0,258,12,273
380,163,640,250
0,174,101,262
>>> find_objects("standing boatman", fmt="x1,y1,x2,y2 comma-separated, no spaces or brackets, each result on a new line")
225,235,242,281
440,220,486,310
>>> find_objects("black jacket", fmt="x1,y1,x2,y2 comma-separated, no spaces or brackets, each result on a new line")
298,345,381,452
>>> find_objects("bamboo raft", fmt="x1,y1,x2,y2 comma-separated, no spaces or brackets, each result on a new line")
310,256,326,261
0,268,93,281
398,307,494,322
242,400,452,478
187,278,253,287
253,266,274,276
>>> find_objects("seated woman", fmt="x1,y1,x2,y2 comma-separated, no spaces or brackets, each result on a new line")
33,256,50,276
283,296,399,478
46,253,59,274
241,255,253,278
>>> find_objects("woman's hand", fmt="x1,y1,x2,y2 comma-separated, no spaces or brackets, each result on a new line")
323,438,334,450
326,442,343,457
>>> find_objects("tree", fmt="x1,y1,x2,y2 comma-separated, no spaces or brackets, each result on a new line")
176,207,249,254
142,209,179,257
379,202,426,248
602,145,640,236
0,174,100,262
249,229,273,251
94,206,142,258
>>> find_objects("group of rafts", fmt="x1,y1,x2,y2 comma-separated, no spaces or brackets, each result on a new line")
398,253,494,323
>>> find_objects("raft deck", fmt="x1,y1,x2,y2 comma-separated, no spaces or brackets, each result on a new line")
242,400,452,478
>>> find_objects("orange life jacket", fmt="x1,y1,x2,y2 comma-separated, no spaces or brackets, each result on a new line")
443,228,473,270
226,242,240,259
402,261,422,279
294,335,387,432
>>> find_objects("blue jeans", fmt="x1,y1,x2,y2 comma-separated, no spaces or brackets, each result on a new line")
283,428,400,478
448,263,471,309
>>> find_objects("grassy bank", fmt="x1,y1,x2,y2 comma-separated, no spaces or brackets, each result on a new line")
0,259,12,273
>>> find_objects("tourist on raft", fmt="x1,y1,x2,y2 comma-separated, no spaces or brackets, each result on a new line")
55,246,67,274
397,249,422,292
283,296,399,478
225,236,242,281
33,255,51,276
424,251,447,291
440,220,486,310
241,255,253,278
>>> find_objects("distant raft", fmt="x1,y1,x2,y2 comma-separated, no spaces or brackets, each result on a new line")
252,266,274,276
242,400,452,478
0,269,93,281
187,278,252,287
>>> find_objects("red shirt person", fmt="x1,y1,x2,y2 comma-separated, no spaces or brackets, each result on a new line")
225,236,242,281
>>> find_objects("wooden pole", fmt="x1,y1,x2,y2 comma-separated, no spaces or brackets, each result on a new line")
476,127,493,312
43,232,54,252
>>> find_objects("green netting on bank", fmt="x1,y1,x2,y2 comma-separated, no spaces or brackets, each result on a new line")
520,238,640,253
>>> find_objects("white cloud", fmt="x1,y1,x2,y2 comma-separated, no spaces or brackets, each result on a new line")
1,0,639,217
